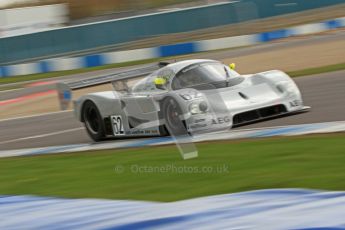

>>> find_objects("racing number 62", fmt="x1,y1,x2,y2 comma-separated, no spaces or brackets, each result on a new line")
111,115,125,135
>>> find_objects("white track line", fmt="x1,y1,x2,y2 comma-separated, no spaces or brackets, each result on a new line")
231,120,345,132
0,110,73,123
0,88,24,93
0,127,84,145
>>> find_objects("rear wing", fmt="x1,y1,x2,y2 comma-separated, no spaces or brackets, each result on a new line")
56,63,167,110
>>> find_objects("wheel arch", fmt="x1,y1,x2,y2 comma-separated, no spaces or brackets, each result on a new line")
77,93,122,122
80,99,99,122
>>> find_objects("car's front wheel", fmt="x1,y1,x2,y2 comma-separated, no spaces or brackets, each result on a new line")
162,98,187,136
82,100,105,141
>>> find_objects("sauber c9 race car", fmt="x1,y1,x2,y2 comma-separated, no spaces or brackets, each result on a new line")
57,59,310,141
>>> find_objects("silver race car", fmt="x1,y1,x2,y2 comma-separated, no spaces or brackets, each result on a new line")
58,59,310,141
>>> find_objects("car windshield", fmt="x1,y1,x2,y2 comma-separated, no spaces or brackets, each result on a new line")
172,62,241,90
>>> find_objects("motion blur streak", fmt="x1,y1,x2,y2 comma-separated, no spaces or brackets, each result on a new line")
0,189,344,230
1,121,344,158
0,90,56,106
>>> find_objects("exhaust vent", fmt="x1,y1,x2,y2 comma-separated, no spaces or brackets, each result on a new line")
233,104,287,126
239,92,249,100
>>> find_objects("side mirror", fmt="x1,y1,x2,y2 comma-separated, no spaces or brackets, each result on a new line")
229,63,236,70
154,77,167,90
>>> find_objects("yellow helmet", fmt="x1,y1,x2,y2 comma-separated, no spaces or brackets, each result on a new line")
154,77,166,85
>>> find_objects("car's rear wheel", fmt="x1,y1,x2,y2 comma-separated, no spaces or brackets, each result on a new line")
82,100,105,141
162,98,187,136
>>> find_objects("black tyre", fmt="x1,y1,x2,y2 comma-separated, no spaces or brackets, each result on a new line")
161,98,187,136
82,100,105,141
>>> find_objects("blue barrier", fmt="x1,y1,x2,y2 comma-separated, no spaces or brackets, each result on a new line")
0,0,344,64
0,17,344,78
326,19,343,29
159,42,197,57
259,29,290,42
39,61,50,73
83,54,105,68
0,66,10,77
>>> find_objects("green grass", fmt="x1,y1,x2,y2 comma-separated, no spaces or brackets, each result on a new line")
0,134,344,202
288,63,345,77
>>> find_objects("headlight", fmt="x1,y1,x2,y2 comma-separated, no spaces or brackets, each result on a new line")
180,92,203,100
199,101,208,112
189,102,200,114
189,101,208,114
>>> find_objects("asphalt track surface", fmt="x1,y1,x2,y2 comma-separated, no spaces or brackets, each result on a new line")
1,69,344,151
1,32,345,150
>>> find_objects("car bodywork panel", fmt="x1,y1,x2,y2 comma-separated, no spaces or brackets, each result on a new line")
73,59,309,139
